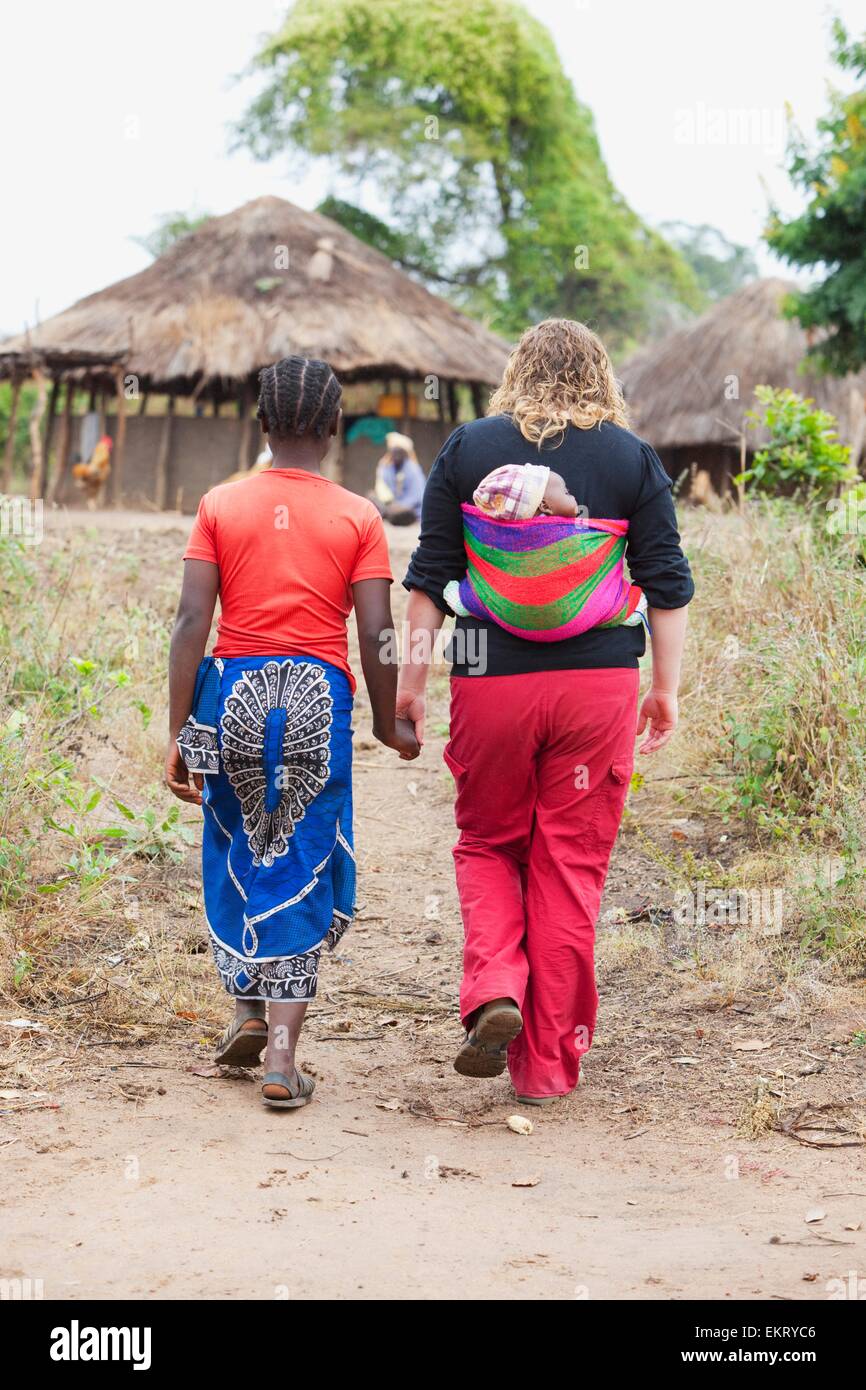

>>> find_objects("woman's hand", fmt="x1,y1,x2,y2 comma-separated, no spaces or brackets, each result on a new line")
637,688,678,754
395,689,426,746
165,741,204,804
396,591,444,747
374,715,420,760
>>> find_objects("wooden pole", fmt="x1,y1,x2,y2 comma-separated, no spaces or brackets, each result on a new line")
447,380,459,424
28,369,49,501
2,378,21,492
401,379,411,434
154,396,174,511
470,383,485,419
43,378,61,473
111,367,127,505
48,380,75,504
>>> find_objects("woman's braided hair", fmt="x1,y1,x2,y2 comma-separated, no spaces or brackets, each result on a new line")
256,356,342,439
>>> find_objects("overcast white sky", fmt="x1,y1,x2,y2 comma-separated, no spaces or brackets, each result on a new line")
0,0,861,336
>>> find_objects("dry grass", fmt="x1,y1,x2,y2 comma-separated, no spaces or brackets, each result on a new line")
0,517,218,1042
737,1077,786,1141
655,498,866,981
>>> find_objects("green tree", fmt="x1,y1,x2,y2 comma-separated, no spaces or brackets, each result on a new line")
766,21,866,374
658,222,758,303
132,210,212,261
238,0,700,347
315,197,442,280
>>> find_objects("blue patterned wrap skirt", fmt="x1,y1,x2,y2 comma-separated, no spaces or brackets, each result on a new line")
177,653,355,1001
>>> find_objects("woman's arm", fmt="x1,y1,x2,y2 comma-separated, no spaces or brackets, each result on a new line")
626,445,694,756
398,430,466,743
395,589,446,746
638,605,688,754
165,559,219,803
353,578,419,760
402,429,467,607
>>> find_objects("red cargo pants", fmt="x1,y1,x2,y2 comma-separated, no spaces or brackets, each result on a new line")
444,668,639,1098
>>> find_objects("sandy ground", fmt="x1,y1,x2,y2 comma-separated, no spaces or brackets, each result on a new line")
5,1050,865,1302
1,514,865,1301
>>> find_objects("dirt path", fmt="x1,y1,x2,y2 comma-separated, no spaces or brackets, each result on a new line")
4,735,864,1301
5,1048,865,1302
2,520,865,1300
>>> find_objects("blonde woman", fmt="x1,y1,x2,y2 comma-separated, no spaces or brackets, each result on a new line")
398,320,693,1105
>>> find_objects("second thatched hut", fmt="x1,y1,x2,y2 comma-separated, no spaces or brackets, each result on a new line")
618,278,866,490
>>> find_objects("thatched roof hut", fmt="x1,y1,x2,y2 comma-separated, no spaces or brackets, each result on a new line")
0,196,508,397
0,197,510,509
618,278,866,486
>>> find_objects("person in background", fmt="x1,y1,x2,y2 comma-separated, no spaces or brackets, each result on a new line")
165,355,418,1111
397,319,694,1106
371,432,426,525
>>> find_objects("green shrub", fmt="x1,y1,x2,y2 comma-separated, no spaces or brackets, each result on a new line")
735,386,856,497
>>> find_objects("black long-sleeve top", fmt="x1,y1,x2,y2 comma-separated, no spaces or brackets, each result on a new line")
403,413,694,678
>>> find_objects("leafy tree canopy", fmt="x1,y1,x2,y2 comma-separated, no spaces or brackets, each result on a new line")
314,197,442,281
766,21,866,375
238,0,700,348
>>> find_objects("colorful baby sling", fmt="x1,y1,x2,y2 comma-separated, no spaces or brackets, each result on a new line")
447,504,645,642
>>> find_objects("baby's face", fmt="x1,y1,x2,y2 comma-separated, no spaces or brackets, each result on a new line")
540,471,578,517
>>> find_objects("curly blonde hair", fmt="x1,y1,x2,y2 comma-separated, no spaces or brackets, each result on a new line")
488,318,628,445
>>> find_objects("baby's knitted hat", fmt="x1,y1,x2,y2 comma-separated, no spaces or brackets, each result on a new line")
472,463,550,521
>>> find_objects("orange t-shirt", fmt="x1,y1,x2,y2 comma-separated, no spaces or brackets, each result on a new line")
183,469,393,690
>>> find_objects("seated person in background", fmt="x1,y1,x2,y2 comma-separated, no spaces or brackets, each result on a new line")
371,432,426,525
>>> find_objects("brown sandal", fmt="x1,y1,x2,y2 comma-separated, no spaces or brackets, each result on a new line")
214,1016,268,1067
261,1070,315,1109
